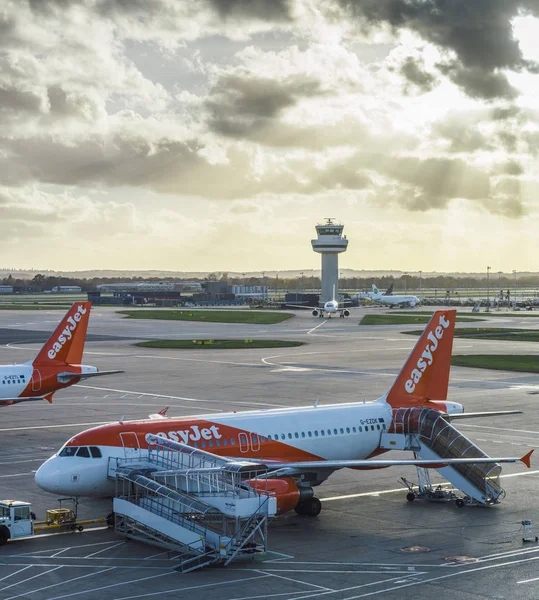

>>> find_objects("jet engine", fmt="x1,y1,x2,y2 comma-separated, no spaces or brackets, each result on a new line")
249,478,314,514
343,310,350,317
312,309,319,317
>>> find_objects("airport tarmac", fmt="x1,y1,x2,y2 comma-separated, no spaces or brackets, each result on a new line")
1,307,539,599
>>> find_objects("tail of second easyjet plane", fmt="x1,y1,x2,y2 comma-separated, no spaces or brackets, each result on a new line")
33,302,92,366
385,309,456,407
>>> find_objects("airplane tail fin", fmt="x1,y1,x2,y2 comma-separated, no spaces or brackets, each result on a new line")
33,302,92,366
372,284,379,294
385,309,456,407
332,284,336,302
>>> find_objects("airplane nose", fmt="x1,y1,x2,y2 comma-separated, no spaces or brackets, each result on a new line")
34,459,61,493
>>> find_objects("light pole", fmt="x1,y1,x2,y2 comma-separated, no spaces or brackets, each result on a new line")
513,270,517,310
488,266,492,310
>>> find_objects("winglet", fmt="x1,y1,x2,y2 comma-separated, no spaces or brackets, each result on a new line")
158,407,169,416
520,449,534,468
44,392,54,404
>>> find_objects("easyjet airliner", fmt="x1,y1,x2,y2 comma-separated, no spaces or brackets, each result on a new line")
35,310,530,516
0,302,121,406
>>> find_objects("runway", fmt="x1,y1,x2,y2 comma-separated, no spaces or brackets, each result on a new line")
1,306,539,599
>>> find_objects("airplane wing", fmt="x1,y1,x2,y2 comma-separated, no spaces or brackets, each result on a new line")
446,410,522,420
264,450,533,471
57,370,123,383
145,435,533,474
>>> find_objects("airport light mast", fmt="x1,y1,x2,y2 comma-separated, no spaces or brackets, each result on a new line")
311,218,348,305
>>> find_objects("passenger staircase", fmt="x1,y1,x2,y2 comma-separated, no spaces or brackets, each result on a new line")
381,407,505,505
109,436,277,572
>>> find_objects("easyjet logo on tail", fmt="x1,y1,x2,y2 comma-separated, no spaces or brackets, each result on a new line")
405,314,451,394
47,304,87,360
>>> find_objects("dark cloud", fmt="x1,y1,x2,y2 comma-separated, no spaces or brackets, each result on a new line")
207,0,292,20
495,160,524,176
438,63,517,100
433,118,491,153
206,73,321,138
400,56,437,92
339,0,539,99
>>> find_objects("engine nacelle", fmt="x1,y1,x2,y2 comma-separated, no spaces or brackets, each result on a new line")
410,301,416,307
343,310,350,317
312,310,319,317
249,478,313,514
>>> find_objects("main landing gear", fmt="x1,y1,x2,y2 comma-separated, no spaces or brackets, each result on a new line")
294,497,322,516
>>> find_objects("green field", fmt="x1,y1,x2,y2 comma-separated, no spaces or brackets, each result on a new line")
403,327,539,342
452,355,539,373
136,339,304,350
0,304,72,310
393,310,539,318
359,314,483,326
119,309,294,325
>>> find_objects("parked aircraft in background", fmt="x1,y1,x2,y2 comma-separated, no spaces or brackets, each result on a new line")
35,310,529,517
0,302,121,406
368,284,420,308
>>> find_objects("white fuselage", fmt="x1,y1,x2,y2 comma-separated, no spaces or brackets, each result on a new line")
373,295,420,308
35,400,393,497
0,364,33,398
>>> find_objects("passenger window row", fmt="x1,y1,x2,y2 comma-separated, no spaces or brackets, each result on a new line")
59,446,102,458
268,423,386,440
188,423,386,450
2,378,26,384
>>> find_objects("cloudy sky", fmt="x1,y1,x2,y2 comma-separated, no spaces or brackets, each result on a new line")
2,0,539,273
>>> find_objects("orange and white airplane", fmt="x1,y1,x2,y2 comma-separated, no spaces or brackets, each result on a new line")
0,302,121,406
35,310,529,516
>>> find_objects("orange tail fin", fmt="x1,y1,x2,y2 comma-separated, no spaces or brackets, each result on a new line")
33,302,92,366
386,309,456,408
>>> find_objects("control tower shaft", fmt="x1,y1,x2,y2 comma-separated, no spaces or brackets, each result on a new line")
311,219,348,305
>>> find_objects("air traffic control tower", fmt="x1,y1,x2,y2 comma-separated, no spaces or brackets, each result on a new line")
311,218,348,304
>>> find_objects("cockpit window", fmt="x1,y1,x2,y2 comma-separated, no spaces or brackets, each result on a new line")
90,446,102,458
76,447,90,458
59,446,78,457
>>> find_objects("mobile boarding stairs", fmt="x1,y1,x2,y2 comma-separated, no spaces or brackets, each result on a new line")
108,436,277,573
382,407,505,507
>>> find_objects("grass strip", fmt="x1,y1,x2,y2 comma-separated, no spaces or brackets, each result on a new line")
403,327,539,342
0,305,72,310
136,339,304,349
360,314,483,326
119,309,293,325
451,355,539,373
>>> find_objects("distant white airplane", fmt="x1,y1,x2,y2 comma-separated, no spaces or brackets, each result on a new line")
289,285,358,318
368,284,420,308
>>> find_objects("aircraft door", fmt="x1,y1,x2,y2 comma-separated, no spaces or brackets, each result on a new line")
120,432,140,459
250,432,260,452
31,369,41,392
238,432,249,453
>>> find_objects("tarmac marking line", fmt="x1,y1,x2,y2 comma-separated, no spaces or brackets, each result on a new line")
84,541,126,558
44,570,177,600
255,569,332,591
0,565,62,593
289,574,424,600
109,574,271,600
307,321,327,335
3,567,115,600
0,566,33,583
0,422,110,432
76,385,285,409
337,553,539,599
